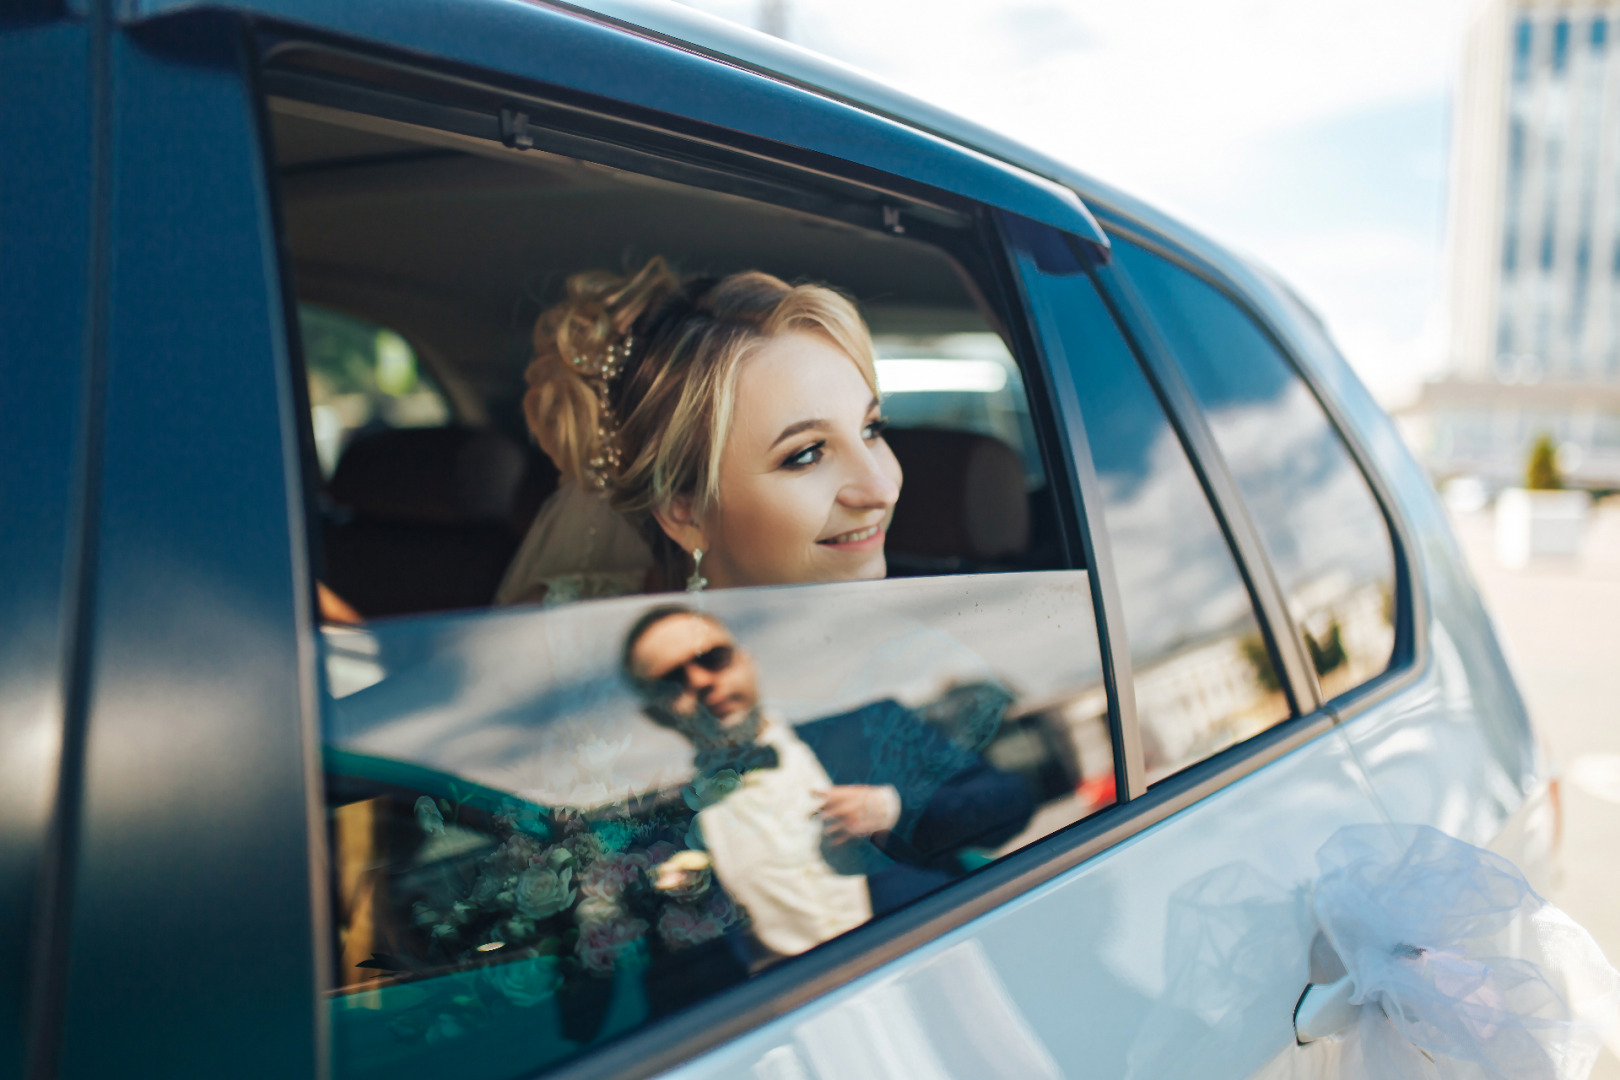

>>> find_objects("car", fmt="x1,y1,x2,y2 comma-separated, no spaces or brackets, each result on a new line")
1,2,1552,1079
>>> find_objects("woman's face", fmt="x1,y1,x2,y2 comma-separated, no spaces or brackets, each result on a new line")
695,330,902,589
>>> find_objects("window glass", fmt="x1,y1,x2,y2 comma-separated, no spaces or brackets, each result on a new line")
271,97,1114,1079
322,574,1111,1079
1028,265,1290,782
1112,239,1397,700
300,304,453,478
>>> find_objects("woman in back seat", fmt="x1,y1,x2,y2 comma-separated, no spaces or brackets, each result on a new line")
499,256,904,605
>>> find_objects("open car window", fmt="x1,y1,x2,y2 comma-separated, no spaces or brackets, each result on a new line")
265,61,1117,1080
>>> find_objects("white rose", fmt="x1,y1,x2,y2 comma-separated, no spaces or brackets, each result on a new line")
574,893,625,926
513,865,575,920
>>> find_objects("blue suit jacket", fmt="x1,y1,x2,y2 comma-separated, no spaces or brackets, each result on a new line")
794,694,1034,913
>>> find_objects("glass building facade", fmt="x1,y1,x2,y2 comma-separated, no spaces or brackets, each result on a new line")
1423,0,1620,488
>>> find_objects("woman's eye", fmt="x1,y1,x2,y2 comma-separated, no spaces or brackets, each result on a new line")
783,442,825,469
862,417,891,441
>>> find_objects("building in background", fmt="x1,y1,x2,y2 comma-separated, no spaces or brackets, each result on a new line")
1408,0,1620,490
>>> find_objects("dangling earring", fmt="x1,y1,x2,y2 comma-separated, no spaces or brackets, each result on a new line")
685,548,708,593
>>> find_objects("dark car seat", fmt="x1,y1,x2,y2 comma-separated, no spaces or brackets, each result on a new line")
323,426,544,617
882,427,1031,574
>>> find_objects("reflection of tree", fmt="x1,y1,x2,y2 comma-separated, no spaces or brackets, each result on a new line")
1305,621,1347,678
1239,634,1280,693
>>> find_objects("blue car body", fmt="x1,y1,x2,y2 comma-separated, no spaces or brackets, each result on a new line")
1,2,1544,1078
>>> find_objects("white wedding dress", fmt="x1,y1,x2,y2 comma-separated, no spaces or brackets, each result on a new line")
496,480,654,607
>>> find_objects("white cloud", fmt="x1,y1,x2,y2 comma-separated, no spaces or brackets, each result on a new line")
683,0,1475,404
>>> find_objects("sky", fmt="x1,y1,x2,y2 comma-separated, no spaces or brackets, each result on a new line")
681,0,1478,406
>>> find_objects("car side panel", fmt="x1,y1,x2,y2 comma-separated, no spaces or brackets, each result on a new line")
655,731,1385,1080
0,18,95,1076
52,17,323,1080
1250,279,1540,851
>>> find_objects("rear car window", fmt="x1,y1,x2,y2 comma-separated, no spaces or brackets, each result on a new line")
1024,261,1292,784
1112,239,1397,701
264,64,1118,1080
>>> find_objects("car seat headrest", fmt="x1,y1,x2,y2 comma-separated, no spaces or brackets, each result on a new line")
883,427,1031,561
328,426,525,525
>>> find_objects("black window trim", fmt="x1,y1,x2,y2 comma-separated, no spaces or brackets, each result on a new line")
247,34,1404,1080
257,37,979,237
1001,216,1336,804
997,221,1147,802
1086,255,1322,718
1088,212,1427,725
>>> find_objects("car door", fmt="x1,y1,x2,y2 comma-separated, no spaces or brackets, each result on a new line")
252,28,1133,1080
241,10,1387,1076
39,7,1407,1080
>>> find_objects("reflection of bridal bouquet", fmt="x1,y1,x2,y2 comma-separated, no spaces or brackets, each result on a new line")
408,790,749,985
367,780,751,1049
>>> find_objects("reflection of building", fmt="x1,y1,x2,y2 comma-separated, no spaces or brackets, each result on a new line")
1132,578,1393,782
1412,0,1620,487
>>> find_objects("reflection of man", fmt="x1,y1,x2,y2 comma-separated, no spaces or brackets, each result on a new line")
623,604,1033,961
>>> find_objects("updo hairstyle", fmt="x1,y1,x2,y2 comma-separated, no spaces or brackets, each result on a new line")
522,256,879,580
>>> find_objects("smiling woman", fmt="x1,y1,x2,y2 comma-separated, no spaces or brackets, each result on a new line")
500,257,903,604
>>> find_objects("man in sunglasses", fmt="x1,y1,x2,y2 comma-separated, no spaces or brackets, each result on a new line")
622,604,1032,962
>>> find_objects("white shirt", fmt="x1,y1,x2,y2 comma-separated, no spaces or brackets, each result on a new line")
696,718,875,957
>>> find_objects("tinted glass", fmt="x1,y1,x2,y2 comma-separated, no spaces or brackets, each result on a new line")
1113,240,1397,700
1028,265,1290,782
323,571,1112,1079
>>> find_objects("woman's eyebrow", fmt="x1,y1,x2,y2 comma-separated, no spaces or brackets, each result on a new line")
769,418,829,450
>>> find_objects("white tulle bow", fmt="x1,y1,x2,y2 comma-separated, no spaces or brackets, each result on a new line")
1310,825,1620,1080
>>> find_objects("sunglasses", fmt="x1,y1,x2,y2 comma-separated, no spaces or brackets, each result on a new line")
647,644,736,693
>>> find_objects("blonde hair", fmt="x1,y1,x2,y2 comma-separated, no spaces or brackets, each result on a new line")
523,256,878,571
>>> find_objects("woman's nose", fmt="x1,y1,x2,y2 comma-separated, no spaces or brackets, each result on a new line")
838,443,901,509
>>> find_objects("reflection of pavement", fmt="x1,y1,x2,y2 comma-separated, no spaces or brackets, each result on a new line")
1449,498,1620,1079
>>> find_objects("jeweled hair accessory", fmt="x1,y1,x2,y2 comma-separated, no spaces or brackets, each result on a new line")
571,332,634,490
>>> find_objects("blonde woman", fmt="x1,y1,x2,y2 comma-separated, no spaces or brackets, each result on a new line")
497,257,903,605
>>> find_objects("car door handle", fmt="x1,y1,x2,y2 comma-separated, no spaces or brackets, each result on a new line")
1293,975,1359,1044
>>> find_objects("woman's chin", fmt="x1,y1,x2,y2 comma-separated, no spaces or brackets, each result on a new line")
816,550,887,583
725,550,888,588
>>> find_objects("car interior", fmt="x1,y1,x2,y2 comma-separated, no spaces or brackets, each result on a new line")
267,84,1070,619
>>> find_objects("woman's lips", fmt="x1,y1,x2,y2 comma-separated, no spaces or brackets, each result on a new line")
817,523,885,551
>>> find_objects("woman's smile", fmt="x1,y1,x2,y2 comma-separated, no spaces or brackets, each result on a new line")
817,522,885,549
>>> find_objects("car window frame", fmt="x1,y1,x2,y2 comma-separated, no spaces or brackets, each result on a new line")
253,34,1143,1080
1092,213,1422,721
